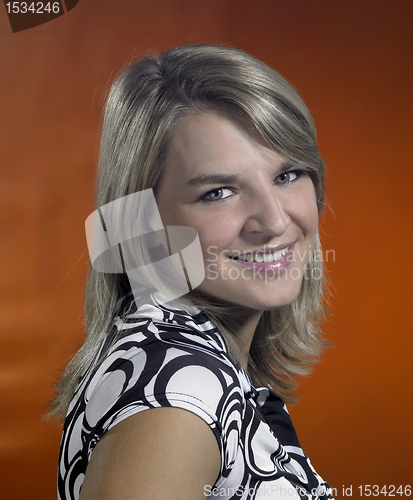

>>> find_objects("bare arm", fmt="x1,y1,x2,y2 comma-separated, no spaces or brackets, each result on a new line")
79,407,221,500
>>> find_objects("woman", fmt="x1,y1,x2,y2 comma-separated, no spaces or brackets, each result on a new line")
54,44,333,499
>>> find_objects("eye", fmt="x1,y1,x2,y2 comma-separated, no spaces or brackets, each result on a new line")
202,187,234,202
274,170,301,185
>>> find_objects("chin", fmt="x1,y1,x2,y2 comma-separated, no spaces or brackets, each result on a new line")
240,280,304,310
247,295,300,312
202,287,303,312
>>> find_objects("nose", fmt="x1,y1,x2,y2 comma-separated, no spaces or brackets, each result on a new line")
242,187,290,238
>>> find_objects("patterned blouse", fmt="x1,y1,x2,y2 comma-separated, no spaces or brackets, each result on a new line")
58,294,334,499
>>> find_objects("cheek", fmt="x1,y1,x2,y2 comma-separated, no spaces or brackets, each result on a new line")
310,196,319,232
306,202,319,237
291,190,318,271
295,184,319,237
188,212,241,257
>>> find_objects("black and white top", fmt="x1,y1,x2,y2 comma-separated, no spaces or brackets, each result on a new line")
58,294,334,500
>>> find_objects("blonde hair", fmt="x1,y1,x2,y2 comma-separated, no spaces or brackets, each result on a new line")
51,44,327,418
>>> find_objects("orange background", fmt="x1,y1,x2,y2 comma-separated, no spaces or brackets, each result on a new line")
1,0,412,498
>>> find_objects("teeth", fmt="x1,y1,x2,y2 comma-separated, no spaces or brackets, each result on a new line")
237,247,288,263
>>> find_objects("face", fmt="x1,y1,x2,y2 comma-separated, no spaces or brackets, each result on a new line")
155,114,319,314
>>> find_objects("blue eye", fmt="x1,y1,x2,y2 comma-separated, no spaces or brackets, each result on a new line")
203,188,234,202
274,171,300,185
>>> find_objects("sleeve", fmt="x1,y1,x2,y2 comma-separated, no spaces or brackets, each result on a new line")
80,330,244,481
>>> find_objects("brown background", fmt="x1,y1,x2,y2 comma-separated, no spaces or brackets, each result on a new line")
1,0,412,498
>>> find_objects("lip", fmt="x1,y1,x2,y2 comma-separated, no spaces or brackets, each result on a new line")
228,242,295,271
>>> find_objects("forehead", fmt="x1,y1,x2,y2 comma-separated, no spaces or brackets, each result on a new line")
165,113,285,178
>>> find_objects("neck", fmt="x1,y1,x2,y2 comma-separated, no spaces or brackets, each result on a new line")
234,310,263,371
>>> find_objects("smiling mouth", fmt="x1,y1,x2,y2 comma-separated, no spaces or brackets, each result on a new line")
231,247,289,263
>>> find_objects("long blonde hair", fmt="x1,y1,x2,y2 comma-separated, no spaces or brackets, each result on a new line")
51,44,327,418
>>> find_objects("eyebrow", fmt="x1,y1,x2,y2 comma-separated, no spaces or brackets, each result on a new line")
186,161,297,187
186,174,238,187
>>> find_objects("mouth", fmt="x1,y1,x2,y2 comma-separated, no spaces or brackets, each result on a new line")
229,244,293,264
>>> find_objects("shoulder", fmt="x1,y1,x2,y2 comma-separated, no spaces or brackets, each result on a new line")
74,303,246,468
97,303,241,396
79,406,221,500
